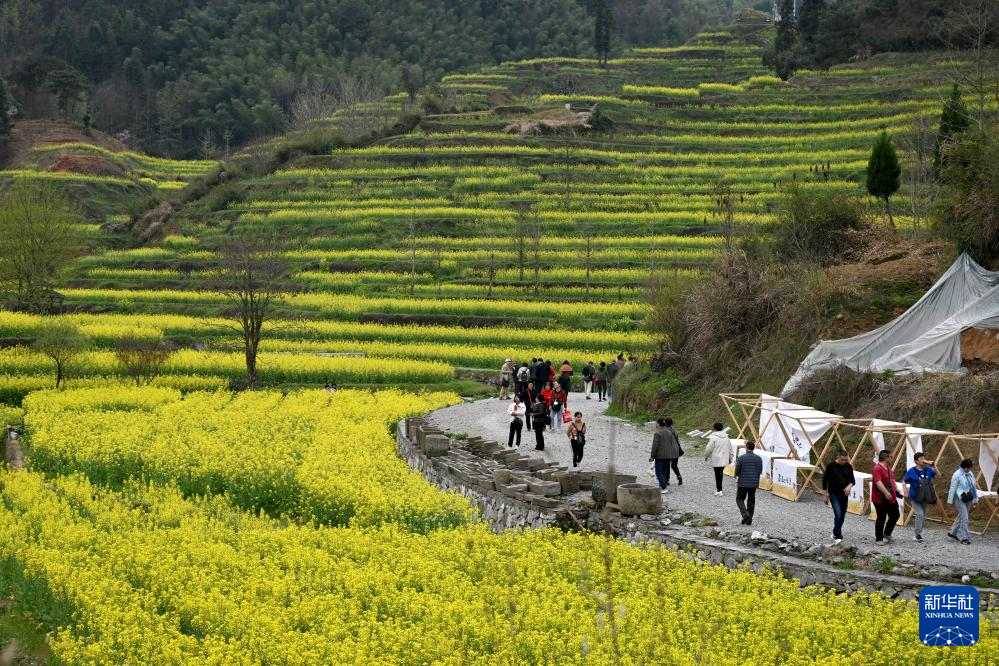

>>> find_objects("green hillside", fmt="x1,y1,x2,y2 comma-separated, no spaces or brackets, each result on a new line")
0,29,989,394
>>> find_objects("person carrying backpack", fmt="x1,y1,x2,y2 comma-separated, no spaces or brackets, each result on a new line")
520,382,536,431
557,360,573,393
516,363,531,398
903,452,938,542
567,412,586,467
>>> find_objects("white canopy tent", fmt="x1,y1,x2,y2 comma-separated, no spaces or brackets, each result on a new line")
783,253,999,396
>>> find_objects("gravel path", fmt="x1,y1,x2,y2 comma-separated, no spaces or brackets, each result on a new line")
429,392,999,575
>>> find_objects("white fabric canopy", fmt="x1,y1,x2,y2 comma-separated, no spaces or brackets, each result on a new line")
758,394,836,462
979,439,999,492
783,253,999,396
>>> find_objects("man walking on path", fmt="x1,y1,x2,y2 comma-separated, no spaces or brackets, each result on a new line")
582,361,595,400
606,354,623,401
735,441,762,525
499,359,513,400
595,362,608,401
903,452,938,542
507,395,525,448
872,450,899,544
515,362,530,398
703,422,731,496
947,458,979,545
650,417,681,494
822,449,855,544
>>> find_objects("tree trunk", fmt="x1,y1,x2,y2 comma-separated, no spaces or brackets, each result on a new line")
245,343,258,390
885,196,894,228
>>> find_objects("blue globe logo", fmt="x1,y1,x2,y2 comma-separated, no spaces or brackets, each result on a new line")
922,626,977,647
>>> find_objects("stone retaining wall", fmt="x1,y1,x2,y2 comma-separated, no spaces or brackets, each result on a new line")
398,419,999,609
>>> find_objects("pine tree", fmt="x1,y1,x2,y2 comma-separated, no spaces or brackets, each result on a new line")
592,0,613,66
774,0,797,53
45,67,88,121
866,131,902,226
934,83,970,172
0,78,12,138
797,0,823,46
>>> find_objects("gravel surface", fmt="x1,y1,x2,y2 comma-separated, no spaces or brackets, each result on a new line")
429,392,999,575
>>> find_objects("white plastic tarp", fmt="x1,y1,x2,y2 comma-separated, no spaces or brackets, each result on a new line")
902,427,950,471
783,253,999,396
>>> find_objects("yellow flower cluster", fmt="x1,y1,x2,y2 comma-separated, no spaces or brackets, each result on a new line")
24,388,468,531
0,466,994,663
0,347,454,385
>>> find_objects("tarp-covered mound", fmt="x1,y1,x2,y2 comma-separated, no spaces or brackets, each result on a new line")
783,253,999,396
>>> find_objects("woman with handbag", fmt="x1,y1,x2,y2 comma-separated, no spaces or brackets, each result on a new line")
551,384,568,433
507,395,526,448
902,452,937,542
947,458,979,545
567,412,586,467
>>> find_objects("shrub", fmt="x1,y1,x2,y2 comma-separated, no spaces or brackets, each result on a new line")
772,185,867,265
933,123,999,267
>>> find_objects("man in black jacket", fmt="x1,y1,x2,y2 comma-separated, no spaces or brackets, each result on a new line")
822,449,856,544
734,441,763,525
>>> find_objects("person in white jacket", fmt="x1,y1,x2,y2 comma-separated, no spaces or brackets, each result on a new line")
703,422,732,497
507,396,526,448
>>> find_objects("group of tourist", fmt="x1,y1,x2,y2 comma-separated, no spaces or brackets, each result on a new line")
662,423,985,545
504,394,989,544
500,355,634,466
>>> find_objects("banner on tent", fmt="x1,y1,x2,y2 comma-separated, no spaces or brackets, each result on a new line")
980,438,999,491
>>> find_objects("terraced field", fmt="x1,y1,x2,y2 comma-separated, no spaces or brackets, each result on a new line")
9,31,986,390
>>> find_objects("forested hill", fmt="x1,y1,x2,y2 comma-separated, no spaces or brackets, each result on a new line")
0,0,743,157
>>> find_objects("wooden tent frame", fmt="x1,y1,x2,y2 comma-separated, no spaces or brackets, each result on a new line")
720,393,780,443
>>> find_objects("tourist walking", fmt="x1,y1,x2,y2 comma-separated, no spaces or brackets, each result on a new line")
903,453,938,542
947,458,978,545
540,382,555,430
567,412,586,467
734,441,763,525
650,417,682,494
499,359,513,400
507,395,525,448
595,362,608,401
703,422,731,496
582,361,595,400
557,360,573,393
606,354,622,401
871,450,899,544
551,384,568,433
533,358,548,389
530,399,548,450
520,382,536,431
516,362,531,397
822,449,855,544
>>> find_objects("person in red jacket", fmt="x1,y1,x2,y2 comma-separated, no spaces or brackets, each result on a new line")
871,449,900,544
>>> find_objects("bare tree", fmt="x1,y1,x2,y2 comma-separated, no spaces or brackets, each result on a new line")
942,0,999,128
289,75,387,138
200,129,217,160
507,200,534,284
0,184,83,313
213,231,292,389
714,182,737,251
115,336,175,386
897,113,938,236
529,209,544,296
34,321,89,389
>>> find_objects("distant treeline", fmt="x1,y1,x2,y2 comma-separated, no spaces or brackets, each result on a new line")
0,0,745,157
